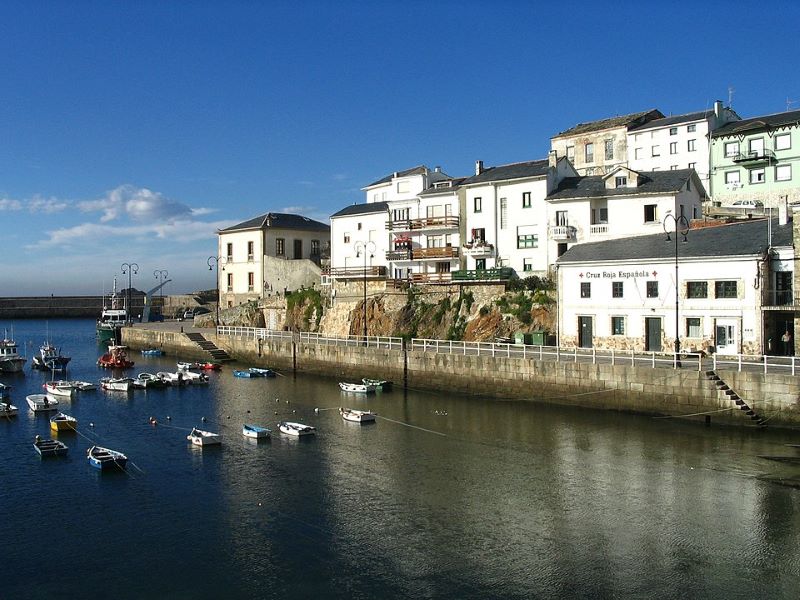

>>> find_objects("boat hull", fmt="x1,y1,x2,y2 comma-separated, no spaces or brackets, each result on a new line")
43,383,76,397
34,439,68,457
339,382,377,393
279,422,315,437
242,425,270,439
0,358,26,373
340,408,377,423
0,403,18,417
87,446,128,471
26,394,59,412
50,414,78,432
187,430,222,446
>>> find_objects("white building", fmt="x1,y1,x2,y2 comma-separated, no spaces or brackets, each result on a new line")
216,212,330,306
328,202,391,284
556,216,794,356
627,101,739,196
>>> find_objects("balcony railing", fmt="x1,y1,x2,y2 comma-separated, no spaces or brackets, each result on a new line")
462,242,495,257
321,266,387,279
733,149,776,164
589,223,609,235
411,272,452,284
763,289,794,307
550,225,576,241
386,249,412,261
451,267,514,282
412,246,459,260
386,216,459,231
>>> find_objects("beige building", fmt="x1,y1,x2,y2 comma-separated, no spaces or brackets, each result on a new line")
216,212,330,306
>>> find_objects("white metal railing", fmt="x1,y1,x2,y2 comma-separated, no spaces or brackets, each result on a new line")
298,331,402,350
216,326,294,341
589,224,609,235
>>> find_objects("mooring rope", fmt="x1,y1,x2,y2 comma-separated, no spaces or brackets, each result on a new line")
652,406,736,419
375,415,446,436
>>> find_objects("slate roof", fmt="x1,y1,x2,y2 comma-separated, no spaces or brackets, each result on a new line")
330,201,389,218
419,177,467,196
711,109,800,138
557,218,792,264
553,109,664,138
460,159,549,186
628,110,714,132
364,165,431,188
220,212,329,233
547,169,698,201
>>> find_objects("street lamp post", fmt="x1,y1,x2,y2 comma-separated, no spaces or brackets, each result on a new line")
663,214,690,368
120,262,139,325
207,256,228,326
154,269,168,318
354,241,376,341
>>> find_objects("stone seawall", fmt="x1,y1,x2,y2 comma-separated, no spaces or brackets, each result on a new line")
122,327,800,429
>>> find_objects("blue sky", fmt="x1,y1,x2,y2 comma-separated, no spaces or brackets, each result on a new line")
2,0,799,295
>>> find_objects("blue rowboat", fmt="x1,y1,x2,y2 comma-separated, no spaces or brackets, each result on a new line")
242,424,271,439
87,446,128,471
141,348,164,356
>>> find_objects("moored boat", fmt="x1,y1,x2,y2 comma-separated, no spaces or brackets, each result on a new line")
176,361,199,371
339,381,377,393
34,435,68,457
187,427,221,446
96,277,127,344
50,412,78,432
97,345,135,369
70,381,97,391
278,421,316,437
234,367,275,378
0,381,10,400
132,373,167,389
339,407,377,423
31,342,71,371
0,336,26,373
242,424,271,439
43,380,76,397
0,401,18,417
100,377,133,392
27,394,59,412
140,348,164,356
362,378,393,392
87,445,128,471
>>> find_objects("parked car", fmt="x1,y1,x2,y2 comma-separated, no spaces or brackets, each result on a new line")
183,310,195,320
731,199,764,208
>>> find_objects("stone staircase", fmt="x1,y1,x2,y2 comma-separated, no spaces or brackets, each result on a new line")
705,370,767,428
185,332,232,362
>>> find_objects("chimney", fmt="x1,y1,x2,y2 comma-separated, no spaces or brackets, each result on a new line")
779,195,789,225
434,166,441,173
548,150,558,169
393,171,398,178
714,99,723,118
475,160,483,176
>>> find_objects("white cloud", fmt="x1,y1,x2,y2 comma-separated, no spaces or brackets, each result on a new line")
280,205,317,215
332,173,348,181
0,198,22,211
0,196,67,213
78,184,194,223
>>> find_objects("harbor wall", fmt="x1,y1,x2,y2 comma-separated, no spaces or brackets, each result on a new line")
0,293,146,319
122,327,800,429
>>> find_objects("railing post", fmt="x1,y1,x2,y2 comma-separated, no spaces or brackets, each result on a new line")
793,357,796,377
539,345,543,361
556,345,560,363
713,353,717,371
763,355,768,375
696,353,701,372
631,350,634,366
651,352,655,368
574,347,578,362
592,348,596,364
611,348,615,366
738,353,742,372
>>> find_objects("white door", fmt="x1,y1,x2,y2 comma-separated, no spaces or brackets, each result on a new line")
715,320,738,355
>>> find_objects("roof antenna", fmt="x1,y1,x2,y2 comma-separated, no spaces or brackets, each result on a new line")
727,86,735,109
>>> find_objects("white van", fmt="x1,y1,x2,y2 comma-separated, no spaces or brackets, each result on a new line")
731,199,763,208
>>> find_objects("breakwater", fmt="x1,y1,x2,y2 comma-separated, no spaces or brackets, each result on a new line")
0,293,146,319
122,326,800,429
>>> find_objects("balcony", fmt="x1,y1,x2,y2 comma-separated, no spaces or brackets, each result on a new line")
451,267,514,282
762,289,796,309
412,246,459,260
410,272,453,284
321,266,387,280
550,225,576,241
386,249,412,261
589,223,609,235
462,242,495,257
386,216,459,231
733,149,776,164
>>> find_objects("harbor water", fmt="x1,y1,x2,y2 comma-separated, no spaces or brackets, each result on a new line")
1,319,799,599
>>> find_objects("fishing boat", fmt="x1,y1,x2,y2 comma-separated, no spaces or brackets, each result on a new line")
242,424,271,439
27,394,59,412
179,370,209,384
97,345,135,369
132,372,167,389
0,381,9,400
0,401,18,418
233,367,276,378
187,427,221,446
140,348,164,356
278,421,316,437
31,342,71,371
100,377,133,392
50,412,78,432
43,380,76,397
362,378,393,392
197,362,221,371
34,436,68,457
0,336,26,373
87,446,128,471
96,277,128,344
339,407,377,423
339,381,377,393
70,381,97,391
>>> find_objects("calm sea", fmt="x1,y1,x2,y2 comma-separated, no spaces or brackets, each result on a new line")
1,318,799,599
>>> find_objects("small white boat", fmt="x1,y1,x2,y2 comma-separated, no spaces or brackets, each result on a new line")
278,421,316,437
187,427,221,446
339,381,377,393
180,370,209,384
100,377,133,392
156,371,188,386
339,407,377,423
70,381,97,391
27,394,59,412
242,424,271,439
0,336,26,373
50,412,78,432
0,402,18,417
43,380,76,397
132,373,167,389
176,361,199,371
87,445,128,471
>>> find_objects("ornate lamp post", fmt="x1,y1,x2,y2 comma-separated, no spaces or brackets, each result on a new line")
120,262,139,325
207,256,228,326
354,241,376,341
154,269,168,317
663,214,690,367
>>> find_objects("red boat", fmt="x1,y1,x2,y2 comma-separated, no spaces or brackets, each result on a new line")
97,345,135,369
198,362,222,371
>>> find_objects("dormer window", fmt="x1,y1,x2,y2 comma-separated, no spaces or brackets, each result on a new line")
433,181,451,189
615,176,627,188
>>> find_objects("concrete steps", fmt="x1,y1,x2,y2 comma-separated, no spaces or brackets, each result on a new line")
185,332,232,362
705,370,767,428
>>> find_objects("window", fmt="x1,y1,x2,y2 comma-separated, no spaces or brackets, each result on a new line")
474,197,482,213
725,171,740,185
555,210,568,226
517,234,538,248
775,133,791,151
392,207,409,221
470,227,486,243
669,127,678,136
669,141,678,155
651,145,661,157
357,222,362,231
276,238,285,255
311,239,320,256
612,316,625,336
776,164,792,182
605,139,614,160
612,281,623,298
686,317,701,338
522,191,531,208
670,165,678,170
247,241,254,261
523,258,533,272
343,233,350,244
646,281,659,298
226,272,233,292
687,281,708,298
500,198,507,229
725,141,739,157
634,147,643,160
247,272,254,292
566,145,575,161
687,139,696,152
615,176,627,188
644,204,657,223
688,162,696,170
585,143,594,163
687,124,696,132
749,138,764,155
397,181,409,193
581,282,591,298
226,243,233,260
715,280,737,298
749,168,765,184
475,258,486,270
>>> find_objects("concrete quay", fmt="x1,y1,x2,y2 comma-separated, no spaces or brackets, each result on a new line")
122,323,800,430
